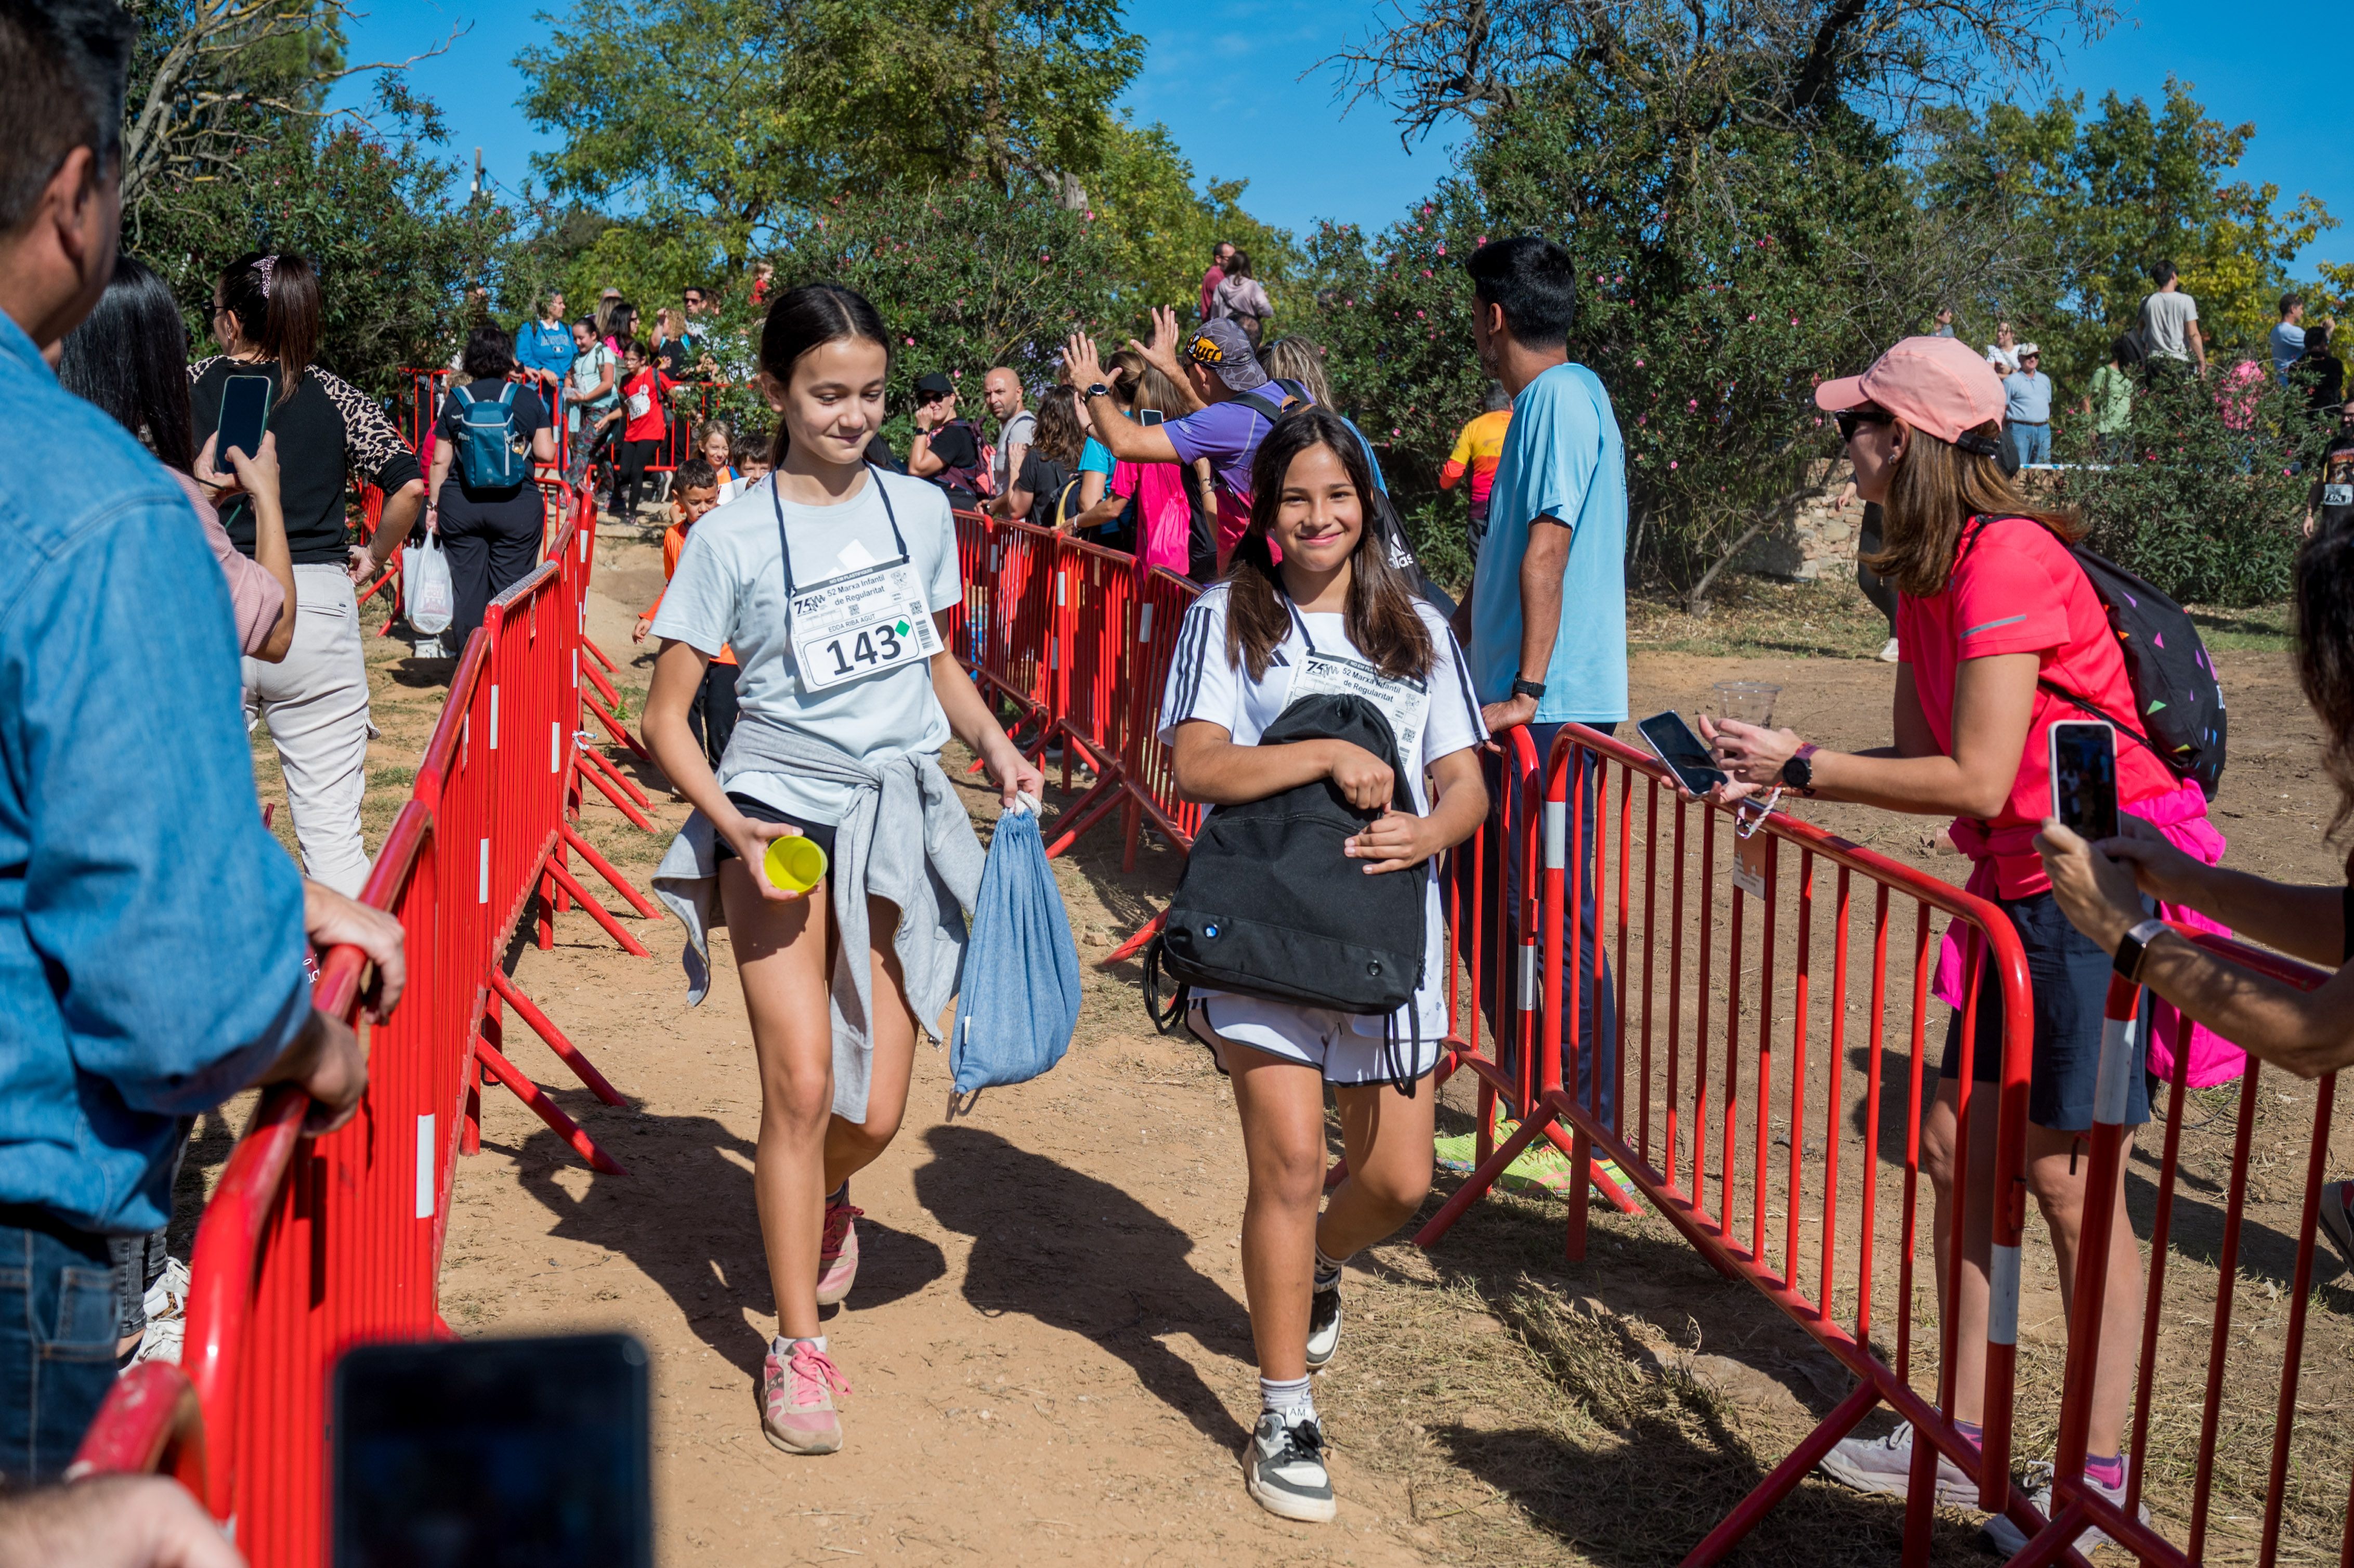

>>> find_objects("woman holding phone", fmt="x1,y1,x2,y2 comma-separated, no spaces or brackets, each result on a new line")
644,284,1040,1457
1701,336,2222,1547
190,252,426,897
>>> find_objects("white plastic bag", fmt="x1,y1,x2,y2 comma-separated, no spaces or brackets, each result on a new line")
405,528,454,635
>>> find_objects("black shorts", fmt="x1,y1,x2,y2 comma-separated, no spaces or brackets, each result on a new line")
1940,888,2150,1132
712,791,839,866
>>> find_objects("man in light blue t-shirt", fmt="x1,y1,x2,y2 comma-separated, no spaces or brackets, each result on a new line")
1450,235,1629,1127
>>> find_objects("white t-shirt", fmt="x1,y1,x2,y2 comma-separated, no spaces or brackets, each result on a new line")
1156,582,1486,1037
992,409,1036,493
649,469,963,825
2139,290,2200,361
1984,342,2021,375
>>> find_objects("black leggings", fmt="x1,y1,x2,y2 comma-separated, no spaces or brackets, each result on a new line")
616,438,659,516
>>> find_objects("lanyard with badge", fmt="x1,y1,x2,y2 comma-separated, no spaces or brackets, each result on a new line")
1275,597,1431,763
773,468,944,692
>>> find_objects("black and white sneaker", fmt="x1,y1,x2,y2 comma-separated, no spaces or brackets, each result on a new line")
1305,1282,1342,1372
1244,1412,1337,1523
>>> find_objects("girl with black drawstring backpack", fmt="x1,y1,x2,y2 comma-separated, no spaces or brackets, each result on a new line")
1155,408,1488,1525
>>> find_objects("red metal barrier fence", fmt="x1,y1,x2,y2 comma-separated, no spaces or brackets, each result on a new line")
73,478,2351,1563
73,482,658,1562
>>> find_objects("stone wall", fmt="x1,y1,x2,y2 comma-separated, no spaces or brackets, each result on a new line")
1736,459,1862,581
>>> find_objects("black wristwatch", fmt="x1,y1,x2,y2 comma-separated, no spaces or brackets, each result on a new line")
1082,382,1113,401
1511,677,1546,703
1780,743,1819,791
2112,917,2168,984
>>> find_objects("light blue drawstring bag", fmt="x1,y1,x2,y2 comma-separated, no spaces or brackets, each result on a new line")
947,796,1080,1107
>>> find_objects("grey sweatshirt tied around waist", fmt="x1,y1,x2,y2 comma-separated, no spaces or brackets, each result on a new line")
651,720,985,1122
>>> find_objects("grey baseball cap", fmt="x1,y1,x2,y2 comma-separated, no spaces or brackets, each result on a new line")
1187,319,1268,392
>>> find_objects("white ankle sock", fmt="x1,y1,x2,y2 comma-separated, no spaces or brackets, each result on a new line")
1312,1244,1347,1288
773,1334,827,1358
1260,1375,1315,1423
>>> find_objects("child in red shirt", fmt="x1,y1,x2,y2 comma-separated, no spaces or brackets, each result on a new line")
632,456,734,766
613,339,676,519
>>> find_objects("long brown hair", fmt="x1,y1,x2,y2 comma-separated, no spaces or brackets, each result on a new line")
1031,388,1086,466
2293,524,2354,871
1223,407,1432,684
1862,416,2081,597
216,251,320,406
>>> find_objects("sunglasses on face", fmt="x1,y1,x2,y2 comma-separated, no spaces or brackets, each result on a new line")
1834,408,1893,442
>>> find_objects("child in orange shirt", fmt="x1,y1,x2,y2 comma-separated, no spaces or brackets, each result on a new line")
632,456,735,765
1440,382,1512,563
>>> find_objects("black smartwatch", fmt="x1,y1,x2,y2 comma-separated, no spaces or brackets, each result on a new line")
2112,918,2168,984
1780,743,1819,791
1082,382,1113,401
1511,677,1546,703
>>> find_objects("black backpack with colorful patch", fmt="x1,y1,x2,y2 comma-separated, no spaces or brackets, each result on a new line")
1965,515,2228,800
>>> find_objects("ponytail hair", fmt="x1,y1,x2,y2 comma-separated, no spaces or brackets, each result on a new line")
756,282,891,468
216,250,320,405
1223,406,1432,685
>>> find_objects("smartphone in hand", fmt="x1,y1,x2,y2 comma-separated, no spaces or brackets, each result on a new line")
216,373,272,463
2048,719,2118,842
334,1333,652,1567
1636,710,1730,796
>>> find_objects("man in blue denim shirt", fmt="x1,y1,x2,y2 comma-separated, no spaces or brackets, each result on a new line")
0,0,375,1484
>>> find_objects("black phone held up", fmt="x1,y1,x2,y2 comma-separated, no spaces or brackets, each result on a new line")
2048,720,2120,843
216,373,272,463
1637,710,1730,796
333,1332,652,1568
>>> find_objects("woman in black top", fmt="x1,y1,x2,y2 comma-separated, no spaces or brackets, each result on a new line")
190,251,425,896
429,325,556,639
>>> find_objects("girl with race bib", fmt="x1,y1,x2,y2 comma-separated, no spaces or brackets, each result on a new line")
1159,408,1487,1523
646,285,1042,1457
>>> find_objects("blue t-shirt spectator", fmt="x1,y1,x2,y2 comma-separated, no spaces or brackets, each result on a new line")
0,311,312,1235
2004,369,2054,424
515,315,577,385
1079,436,1114,478
1468,362,1628,724
2273,321,2308,382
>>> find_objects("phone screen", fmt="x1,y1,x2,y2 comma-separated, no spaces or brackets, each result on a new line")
1137,407,1165,427
1636,710,1730,796
333,1334,651,1568
2049,721,2119,842
216,373,272,463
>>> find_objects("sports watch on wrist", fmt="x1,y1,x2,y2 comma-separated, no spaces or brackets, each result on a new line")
2112,917,2169,984
1779,742,1820,792
1511,677,1547,703
1082,382,1113,401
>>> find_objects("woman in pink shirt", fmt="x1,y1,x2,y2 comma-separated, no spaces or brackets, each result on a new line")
57,255,296,661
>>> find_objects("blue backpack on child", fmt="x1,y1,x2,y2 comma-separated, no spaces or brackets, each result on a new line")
451,382,529,488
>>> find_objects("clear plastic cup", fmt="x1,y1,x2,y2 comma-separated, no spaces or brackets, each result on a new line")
763,833,829,895
1711,681,1782,729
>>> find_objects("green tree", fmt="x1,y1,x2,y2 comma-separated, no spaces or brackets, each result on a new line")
516,0,1143,268
1083,120,1296,321
1921,80,2337,379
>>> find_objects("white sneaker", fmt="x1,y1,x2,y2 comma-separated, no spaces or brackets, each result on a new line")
1243,1412,1336,1523
1877,636,1901,663
1305,1282,1342,1372
1979,1462,2151,1556
1817,1421,1978,1506
132,1256,191,1366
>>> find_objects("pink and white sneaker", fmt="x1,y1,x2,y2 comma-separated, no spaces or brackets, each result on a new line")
815,1196,865,1308
761,1342,851,1455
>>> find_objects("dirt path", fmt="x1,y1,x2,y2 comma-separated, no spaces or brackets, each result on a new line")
310,530,2349,1566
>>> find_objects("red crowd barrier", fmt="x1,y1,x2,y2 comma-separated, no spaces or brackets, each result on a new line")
73,464,2350,1562
2006,931,2347,1567
72,483,660,1562
1420,723,2056,1559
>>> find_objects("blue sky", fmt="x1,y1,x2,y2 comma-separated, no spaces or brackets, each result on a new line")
330,0,2348,271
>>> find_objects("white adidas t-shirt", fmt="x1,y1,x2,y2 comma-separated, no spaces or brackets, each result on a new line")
650,469,963,825
1156,582,1486,1037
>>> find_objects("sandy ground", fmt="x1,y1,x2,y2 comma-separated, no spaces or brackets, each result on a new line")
230,521,2350,1566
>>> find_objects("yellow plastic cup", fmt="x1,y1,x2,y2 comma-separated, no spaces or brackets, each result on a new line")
762,833,828,895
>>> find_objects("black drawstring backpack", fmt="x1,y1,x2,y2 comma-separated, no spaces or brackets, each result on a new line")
1142,691,1430,1093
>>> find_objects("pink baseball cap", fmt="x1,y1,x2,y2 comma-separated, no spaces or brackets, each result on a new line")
1814,335,2006,445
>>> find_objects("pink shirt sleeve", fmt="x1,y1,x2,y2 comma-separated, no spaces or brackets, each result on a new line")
173,468,286,657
